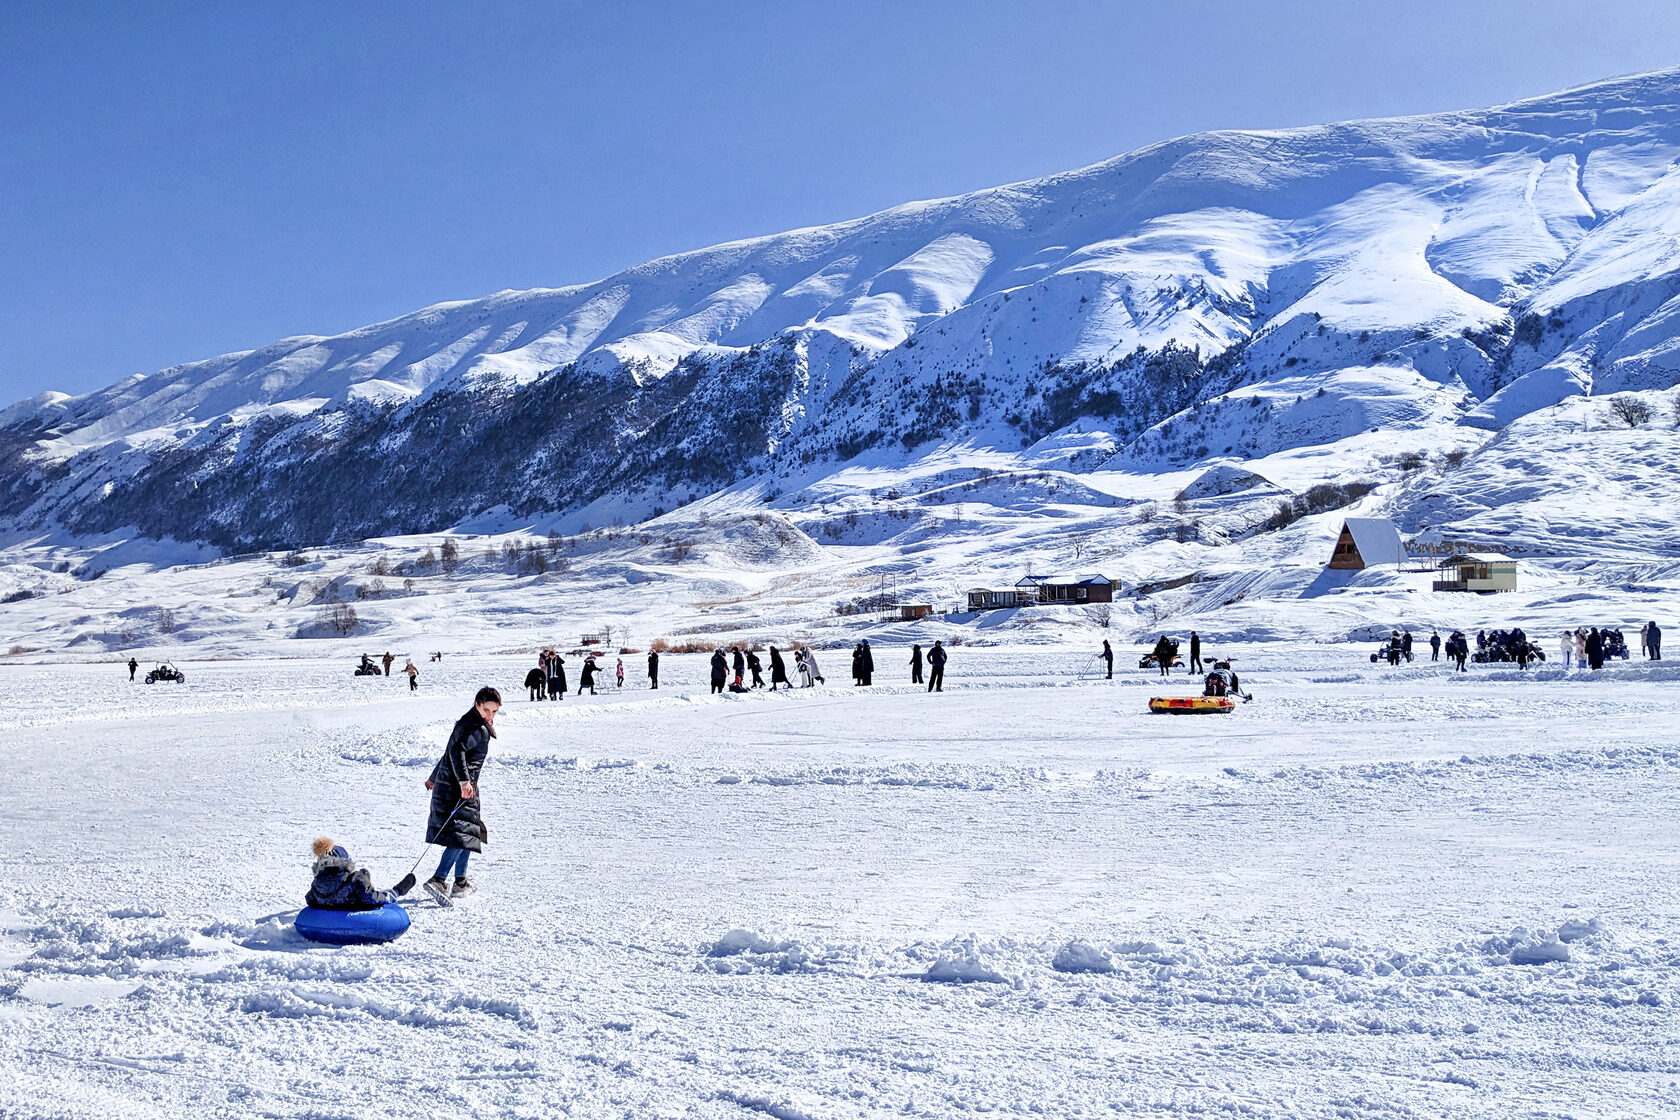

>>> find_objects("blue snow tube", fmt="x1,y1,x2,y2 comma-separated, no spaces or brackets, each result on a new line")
294,903,411,945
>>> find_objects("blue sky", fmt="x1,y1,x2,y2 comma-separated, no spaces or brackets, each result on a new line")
3,1,1678,400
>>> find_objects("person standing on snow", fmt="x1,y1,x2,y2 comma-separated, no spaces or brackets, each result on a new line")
910,644,924,684
128,657,139,681
1560,631,1573,670
404,659,419,692
1188,631,1203,673
1586,627,1605,671
1648,621,1663,660
1101,639,1113,679
860,640,875,686
769,646,789,690
710,649,728,694
851,643,864,686
926,640,947,692
802,646,824,685
647,649,660,689
523,665,546,701
1153,635,1174,678
1429,631,1441,661
547,652,566,700
732,647,746,690
616,657,625,689
422,687,500,905
579,656,599,695
382,651,395,677
746,649,765,689
1401,630,1414,663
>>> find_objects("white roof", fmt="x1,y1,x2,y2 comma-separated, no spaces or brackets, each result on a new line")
1341,519,1405,566
1444,552,1514,564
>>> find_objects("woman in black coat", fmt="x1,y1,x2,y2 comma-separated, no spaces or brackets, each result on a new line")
910,644,923,684
523,666,546,701
769,646,789,690
851,643,864,685
423,687,501,902
548,653,566,701
860,640,874,685
710,649,728,694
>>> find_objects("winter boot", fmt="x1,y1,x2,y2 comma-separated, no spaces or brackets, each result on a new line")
450,877,476,898
423,877,454,908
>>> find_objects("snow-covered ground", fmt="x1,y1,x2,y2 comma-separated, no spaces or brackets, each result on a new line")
3,647,1676,1118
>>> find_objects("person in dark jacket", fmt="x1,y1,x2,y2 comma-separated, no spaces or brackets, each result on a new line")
1429,630,1441,661
523,666,546,701
1101,640,1113,679
926,640,947,692
307,837,414,910
746,649,765,689
1649,620,1663,661
422,687,500,903
648,649,660,688
910,644,924,684
860,640,874,686
1586,627,1605,670
710,649,728,694
128,657,139,681
547,652,565,700
851,643,864,685
1401,630,1414,663
1188,631,1202,673
1153,635,1174,677
579,656,598,695
732,647,746,689
769,646,788,690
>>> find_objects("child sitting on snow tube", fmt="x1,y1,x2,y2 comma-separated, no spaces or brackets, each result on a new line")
307,837,416,910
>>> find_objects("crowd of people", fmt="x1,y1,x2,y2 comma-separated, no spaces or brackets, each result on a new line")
1362,622,1663,672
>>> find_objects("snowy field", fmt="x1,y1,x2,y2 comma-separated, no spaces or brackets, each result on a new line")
2,646,1677,1119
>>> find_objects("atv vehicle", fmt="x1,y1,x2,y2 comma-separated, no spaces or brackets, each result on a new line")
354,655,382,677
145,662,185,684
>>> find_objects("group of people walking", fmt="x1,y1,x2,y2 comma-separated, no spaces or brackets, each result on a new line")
524,647,662,700
707,644,824,693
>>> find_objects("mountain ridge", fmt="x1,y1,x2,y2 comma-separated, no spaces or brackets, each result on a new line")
6,67,1680,551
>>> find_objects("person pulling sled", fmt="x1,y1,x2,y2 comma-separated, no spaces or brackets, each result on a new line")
419,687,500,906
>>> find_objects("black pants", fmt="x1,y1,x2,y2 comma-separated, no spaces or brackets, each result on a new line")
650,675,658,689
409,677,417,692
1431,647,1439,660
927,666,943,692
1652,639,1662,660
1104,659,1112,679
912,666,923,683
712,681,724,694
1190,655,1202,672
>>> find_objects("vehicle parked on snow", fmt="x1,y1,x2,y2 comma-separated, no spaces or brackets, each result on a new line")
145,662,186,684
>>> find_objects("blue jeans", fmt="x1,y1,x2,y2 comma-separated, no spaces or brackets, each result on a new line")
434,847,471,881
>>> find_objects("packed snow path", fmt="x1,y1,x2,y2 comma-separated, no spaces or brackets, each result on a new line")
1,648,1676,1118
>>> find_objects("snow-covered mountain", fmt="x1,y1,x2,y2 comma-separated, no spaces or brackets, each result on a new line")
6,69,1680,555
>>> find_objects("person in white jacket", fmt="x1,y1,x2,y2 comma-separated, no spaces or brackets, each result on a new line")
1560,631,1573,669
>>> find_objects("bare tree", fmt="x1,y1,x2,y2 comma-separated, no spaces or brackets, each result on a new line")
439,539,459,573
1608,395,1654,427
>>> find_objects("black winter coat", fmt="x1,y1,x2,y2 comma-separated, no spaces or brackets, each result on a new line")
928,644,947,668
524,667,546,689
306,848,397,911
769,647,788,683
710,650,728,685
426,708,493,852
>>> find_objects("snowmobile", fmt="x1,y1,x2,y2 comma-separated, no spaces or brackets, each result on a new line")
1138,641,1184,670
144,662,185,684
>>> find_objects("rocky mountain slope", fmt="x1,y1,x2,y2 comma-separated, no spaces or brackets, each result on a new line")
6,69,1680,552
